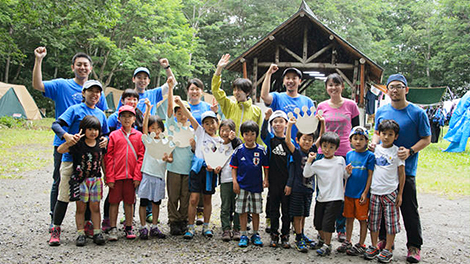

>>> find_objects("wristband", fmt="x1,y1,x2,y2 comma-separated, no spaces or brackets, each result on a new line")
164,65,170,70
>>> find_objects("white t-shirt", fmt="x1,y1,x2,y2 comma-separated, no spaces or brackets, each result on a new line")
303,156,348,202
220,142,235,184
194,125,223,160
371,144,405,195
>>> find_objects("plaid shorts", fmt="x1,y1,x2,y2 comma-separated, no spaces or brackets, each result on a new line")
368,190,401,234
235,189,262,214
79,177,103,203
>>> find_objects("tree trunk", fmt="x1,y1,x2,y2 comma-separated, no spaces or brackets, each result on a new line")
4,55,10,83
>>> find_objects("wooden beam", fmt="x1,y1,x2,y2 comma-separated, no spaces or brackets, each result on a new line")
254,72,267,87
258,62,354,69
306,43,333,63
279,44,303,63
360,62,365,105
275,45,279,64
243,60,247,79
335,69,354,90
352,60,359,98
299,79,314,94
253,57,258,102
303,26,308,62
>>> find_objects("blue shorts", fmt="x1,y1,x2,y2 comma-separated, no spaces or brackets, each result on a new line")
289,191,313,217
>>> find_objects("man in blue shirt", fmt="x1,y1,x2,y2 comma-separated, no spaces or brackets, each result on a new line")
32,47,108,229
371,74,431,263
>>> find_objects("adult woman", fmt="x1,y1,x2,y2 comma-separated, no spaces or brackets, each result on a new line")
186,78,212,124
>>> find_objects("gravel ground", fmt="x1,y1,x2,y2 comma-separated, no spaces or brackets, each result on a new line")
0,164,468,264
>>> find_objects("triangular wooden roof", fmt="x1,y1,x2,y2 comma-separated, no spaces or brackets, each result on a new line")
226,0,383,84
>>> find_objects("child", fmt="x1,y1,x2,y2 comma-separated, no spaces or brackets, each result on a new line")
105,105,145,241
175,97,223,239
107,89,143,132
303,131,351,256
166,78,194,236
137,98,172,239
284,116,324,253
337,126,375,255
261,109,291,248
219,119,243,241
230,120,269,247
49,80,109,246
364,120,405,263
56,115,106,246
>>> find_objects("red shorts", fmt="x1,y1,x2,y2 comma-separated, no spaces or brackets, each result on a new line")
109,179,136,205
343,196,369,221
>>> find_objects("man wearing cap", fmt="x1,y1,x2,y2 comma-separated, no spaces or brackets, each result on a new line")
371,74,431,263
32,47,108,229
261,64,315,142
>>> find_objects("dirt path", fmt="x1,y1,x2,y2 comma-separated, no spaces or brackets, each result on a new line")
0,164,468,263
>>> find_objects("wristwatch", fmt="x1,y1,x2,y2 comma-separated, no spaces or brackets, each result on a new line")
164,65,170,70
409,147,416,156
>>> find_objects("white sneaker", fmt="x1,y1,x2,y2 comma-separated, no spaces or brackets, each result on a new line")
108,227,118,241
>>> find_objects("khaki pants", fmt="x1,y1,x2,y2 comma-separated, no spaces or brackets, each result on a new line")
58,161,73,203
166,171,190,223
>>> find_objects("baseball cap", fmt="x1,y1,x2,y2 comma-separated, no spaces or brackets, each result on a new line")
282,68,302,79
133,67,150,78
174,100,191,111
82,80,103,92
118,105,136,116
386,74,407,88
349,126,369,140
268,110,288,124
201,111,217,123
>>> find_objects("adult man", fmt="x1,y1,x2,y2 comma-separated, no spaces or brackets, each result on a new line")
261,64,315,142
32,47,108,230
371,74,431,263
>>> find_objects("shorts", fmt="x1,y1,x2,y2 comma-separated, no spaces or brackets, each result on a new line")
343,196,369,220
235,189,262,214
138,173,165,203
79,177,103,203
368,190,401,234
58,161,73,202
289,191,313,217
314,200,343,233
189,167,217,195
140,198,162,207
109,179,136,204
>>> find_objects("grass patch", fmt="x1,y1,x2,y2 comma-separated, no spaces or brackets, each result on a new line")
416,129,470,198
0,118,54,178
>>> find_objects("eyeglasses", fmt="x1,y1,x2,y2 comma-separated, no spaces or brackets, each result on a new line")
387,85,406,91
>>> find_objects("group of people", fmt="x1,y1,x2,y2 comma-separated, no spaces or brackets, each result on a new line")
34,46,430,263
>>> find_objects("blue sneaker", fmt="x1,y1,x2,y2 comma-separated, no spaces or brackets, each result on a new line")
183,228,194,239
238,235,249,247
295,239,308,253
251,233,263,246
302,234,313,244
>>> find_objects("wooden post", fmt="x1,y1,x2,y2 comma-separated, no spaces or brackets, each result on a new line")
253,57,258,102
275,45,280,64
241,58,247,79
360,58,365,105
303,26,308,63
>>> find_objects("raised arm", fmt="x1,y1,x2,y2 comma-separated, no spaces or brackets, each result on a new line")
32,47,47,92
215,54,230,76
303,152,317,178
143,99,153,135
315,112,325,148
166,76,176,118
285,117,296,153
159,58,176,95
260,64,278,105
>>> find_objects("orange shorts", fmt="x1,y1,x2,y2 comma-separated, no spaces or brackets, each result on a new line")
343,196,369,220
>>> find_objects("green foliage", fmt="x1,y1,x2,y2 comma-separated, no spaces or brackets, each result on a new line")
0,116,24,128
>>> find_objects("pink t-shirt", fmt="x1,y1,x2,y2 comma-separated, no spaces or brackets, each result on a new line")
317,99,360,157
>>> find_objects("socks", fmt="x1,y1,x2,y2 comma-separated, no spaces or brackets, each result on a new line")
77,229,85,236
296,233,302,242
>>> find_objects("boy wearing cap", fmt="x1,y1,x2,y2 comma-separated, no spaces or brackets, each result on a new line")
261,63,315,142
261,108,292,248
336,126,375,256
371,74,431,263
49,80,110,246
32,47,108,230
105,105,145,241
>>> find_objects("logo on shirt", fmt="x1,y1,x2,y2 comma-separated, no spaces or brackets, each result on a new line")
253,157,260,166
254,152,259,157
376,156,391,166
272,144,286,156
241,157,246,161
72,92,83,104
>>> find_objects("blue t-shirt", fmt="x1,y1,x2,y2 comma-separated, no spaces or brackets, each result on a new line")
43,78,108,146
287,147,315,194
230,144,269,193
375,103,431,176
165,117,194,175
345,150,375,198
117,87,164,116
58,103,109,162
189,101,212,125
269,92,315,143
107,112,119,131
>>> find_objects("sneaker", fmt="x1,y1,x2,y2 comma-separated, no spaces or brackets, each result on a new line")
238,235,249,247
183,228,194,239
108,227,118,241
170,222,182,236
337,240,352,253
146,213,153,224
93,233,105,245
310,235,324,249
377,249,393,263
377,240,395,251
407,247,421,263
101,218,111,233
294,239,308,253
202,228,213,238
364,246,380,260
265,218,271,233
337,231,346,242
280,235,291,249
347,243,367,256
139,227,149,240
125,227,136,239
76,234,86,246
84,221,94,238
179,221,188,233
49,226,61,246
251,233,263,246
232,230,241,241
269,233,279,247
150,226,166,239
316,244,332,256
196,211,204,226
222,230,231,242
